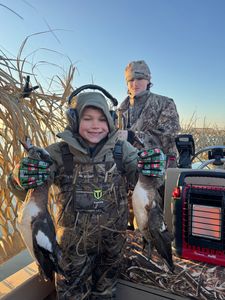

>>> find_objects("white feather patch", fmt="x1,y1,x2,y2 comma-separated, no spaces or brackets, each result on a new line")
132,180,149,235
35,230,53,252
17,202,42,261
17,201,41,225
160,222,166,232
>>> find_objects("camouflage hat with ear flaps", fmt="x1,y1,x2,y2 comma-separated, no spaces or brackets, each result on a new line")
125,60,151,82
73,91,115,133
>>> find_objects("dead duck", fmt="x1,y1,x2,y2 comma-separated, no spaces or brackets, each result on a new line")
17,138,65,281
132,174,174,272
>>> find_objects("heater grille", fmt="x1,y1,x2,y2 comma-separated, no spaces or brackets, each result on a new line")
191,204,221,240
183,185,225,251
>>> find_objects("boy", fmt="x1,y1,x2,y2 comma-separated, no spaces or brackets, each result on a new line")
8,91,164,299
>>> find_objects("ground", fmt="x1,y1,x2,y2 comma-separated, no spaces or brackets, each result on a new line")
120,230,225,300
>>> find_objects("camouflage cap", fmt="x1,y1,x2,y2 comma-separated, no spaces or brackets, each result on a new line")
125,60,151,82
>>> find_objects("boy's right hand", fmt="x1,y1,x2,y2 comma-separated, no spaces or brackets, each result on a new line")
11,157,51,190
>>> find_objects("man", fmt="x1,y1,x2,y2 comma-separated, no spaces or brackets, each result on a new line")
119,60,180,226
120,60,180,158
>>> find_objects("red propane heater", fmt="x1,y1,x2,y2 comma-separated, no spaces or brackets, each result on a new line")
172,171,225,266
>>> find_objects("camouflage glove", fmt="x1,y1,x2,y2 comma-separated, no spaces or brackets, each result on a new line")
137,148,166,177
11,157,51,190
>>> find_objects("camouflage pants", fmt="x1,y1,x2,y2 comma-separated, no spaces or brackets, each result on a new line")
55,213,127,300
56,257,118,300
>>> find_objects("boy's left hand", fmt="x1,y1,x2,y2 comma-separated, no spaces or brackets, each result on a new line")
137,148,166,177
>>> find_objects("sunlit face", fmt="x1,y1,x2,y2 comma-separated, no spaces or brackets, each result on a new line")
79,107,109,146
127,78,149,97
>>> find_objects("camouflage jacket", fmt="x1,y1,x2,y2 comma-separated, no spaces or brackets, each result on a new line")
120,91,181,155
8,129,138,225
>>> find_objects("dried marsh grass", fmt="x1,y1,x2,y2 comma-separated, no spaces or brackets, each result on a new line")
180,113,225,161
0,36,75,263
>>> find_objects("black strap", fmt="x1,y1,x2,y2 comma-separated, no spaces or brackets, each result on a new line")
113,141,124,174
61,141,124,175
61,143,74,175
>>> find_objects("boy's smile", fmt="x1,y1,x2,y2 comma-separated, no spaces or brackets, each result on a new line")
79,107,109,146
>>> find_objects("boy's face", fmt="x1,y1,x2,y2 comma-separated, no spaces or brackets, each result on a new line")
79,107,109,146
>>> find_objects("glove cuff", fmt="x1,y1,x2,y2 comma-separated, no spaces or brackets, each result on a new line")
8,173,24,191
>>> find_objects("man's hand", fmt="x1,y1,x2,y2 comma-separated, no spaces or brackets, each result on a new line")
137,148,166,177
11,157,51,190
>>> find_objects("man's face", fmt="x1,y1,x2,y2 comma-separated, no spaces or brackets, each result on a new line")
127,78,149,97
79,107,109,146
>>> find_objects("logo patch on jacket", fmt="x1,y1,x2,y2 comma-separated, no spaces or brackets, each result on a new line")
93,189,103,200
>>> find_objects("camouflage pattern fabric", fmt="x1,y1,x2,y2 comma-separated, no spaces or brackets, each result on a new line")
8,132,138,299
125,60,151,82
119,91,181,155
7,91,139,299
120,91,180,213
53,147,128,299
56,222,126,299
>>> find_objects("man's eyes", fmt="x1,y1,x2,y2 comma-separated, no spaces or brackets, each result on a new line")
129,78,143,82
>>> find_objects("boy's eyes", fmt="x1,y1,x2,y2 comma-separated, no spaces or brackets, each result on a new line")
82,116,107,122
99,117,107,122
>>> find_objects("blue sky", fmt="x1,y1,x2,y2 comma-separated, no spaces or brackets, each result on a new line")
1,0,225,128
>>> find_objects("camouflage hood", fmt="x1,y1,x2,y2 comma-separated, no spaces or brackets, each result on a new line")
75,91,115,133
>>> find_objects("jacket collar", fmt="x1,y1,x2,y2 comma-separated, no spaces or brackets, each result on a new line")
120,90,150,111
56,129,118,158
